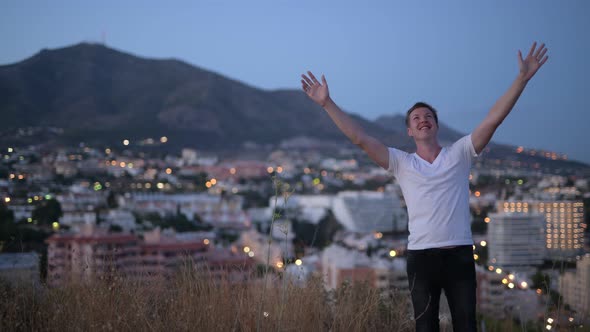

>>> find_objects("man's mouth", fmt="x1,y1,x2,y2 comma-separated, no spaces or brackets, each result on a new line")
419,125,431,130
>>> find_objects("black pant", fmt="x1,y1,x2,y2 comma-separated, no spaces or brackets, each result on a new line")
406,245,477,332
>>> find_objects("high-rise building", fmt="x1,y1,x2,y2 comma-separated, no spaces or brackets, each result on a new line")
487,212,545,268
559,254,590,320
496,200,585,259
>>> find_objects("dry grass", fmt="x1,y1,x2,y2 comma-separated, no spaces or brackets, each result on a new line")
0,265,415,332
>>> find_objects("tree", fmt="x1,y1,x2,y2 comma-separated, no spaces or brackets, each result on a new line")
32,199,63,226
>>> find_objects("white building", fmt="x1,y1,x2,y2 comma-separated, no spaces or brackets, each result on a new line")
332,191,407,233
487,212,545,268
496,200,585,259
559,254,590,320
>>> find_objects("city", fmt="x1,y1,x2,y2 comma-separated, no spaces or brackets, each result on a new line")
1,133,588,330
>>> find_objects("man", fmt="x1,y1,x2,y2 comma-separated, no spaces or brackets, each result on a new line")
301,42,548,331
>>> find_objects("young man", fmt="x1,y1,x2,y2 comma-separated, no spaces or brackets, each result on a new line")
301,42,548,332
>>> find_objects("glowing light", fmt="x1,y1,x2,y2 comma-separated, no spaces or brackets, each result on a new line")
9,174,15,179
203,239,210,245
210,178,217,185
52,222,59,230
473,254,479,260
374,232,383,239
229,167,236,175
313,178,320,185
248,251,254,257
276,166,283,173
484,217,490,223
267,167,274,173
569,317,574,322
295,259,302,266
488,266,494,271
4,197,10,203
536,289,542,295
165,168,172,174
123,139,130,146
520,281,528,288
389,250,397,257
45,194,52,200
7,147,13,153
546,324,552,330
480,241,487,247
303,167,311,174
27,218,32,223
17,174,24,180
496,268,502,274
160,136,168,143
145,183,152,189
231,187,238,194
508,283,514,289
27,198,33,203
243,246,251,253
157,183,164,189
105,148,111,154
474,191,481,197
502,278,508,284
120,162,126,167
276,262,284,269
547,318,554,324
508,274,515,280
205,181,212,188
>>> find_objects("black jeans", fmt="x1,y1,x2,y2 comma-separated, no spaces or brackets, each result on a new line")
406,245,477,332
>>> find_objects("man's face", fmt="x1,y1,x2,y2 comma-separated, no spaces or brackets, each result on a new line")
406,107,438,139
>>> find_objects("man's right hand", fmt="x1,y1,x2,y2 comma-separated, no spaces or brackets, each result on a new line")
301,71,330,107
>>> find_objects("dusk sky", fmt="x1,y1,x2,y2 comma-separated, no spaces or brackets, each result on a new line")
2,1,589,163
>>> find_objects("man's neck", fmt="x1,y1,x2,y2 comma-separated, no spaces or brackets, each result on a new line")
415,139,442,164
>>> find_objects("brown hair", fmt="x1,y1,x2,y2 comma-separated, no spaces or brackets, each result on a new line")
405,102,438,128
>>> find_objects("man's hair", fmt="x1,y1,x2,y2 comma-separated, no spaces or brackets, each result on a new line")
405,102,439,128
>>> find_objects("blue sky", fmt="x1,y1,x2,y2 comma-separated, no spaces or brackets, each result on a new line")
2,1,589,163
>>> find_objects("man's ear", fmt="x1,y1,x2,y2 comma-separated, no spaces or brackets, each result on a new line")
407,127,413,137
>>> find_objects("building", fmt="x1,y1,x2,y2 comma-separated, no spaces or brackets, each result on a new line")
487,212,545,268
45,226,253,286
332,191,407,233
559,254,590,320
496,200,585,259
0,252,40,286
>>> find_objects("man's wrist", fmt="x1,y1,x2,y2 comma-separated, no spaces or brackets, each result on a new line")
322,97,335,109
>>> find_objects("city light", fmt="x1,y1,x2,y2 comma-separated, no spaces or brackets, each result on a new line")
123,139,130,146
508,283,514,289
105,148,111,154
165,168,172,174
536,289,542,295
508,274,514,280
389,250,397,257
52,222,59,230
276,166,283,173
7,147,13,153
484,217,490,223
295,259,302,266
374,232,383,239
210,178,217,185
473,254,479,260
276,262,284,269
520,281,528,288
267,166,274,173
546,325,551,330
160,136,168,143
229,167,236,175
480,241,487,247
203,239,210,245
547,318,554,324
496,268,502,274
4,197,10,203
502,278,508,285
243,246,250,253
248,251,254,257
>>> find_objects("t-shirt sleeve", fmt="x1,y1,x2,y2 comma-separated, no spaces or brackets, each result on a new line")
387,147,405,175
461,134,478,163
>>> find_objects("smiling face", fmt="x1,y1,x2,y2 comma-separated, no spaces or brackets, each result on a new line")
406,107,439,140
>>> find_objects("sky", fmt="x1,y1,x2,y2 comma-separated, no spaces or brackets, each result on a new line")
1,1,589,163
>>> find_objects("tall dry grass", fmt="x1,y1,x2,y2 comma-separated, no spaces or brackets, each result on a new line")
0,265,415,332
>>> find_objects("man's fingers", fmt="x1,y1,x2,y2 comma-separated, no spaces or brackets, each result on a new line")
308,71,320,85
537,47,548,61
321,74,328,87
540,55,549,66
301,74,313,86
533,43,545,58
518,50,524,67
528,42,537,57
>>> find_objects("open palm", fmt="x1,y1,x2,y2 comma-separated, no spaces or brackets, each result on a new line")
301,71,329,107
519,42,549,82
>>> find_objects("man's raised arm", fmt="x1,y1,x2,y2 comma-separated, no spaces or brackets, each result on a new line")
301,71,389,169
472,42,549,154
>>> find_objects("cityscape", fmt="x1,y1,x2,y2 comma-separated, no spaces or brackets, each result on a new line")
0,127,589,330
2,2,590,329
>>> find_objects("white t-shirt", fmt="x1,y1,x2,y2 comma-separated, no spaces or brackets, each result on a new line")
388,135,478,250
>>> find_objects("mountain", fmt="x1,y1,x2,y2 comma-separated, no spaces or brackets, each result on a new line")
0,43,587,173
0,42,406,150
